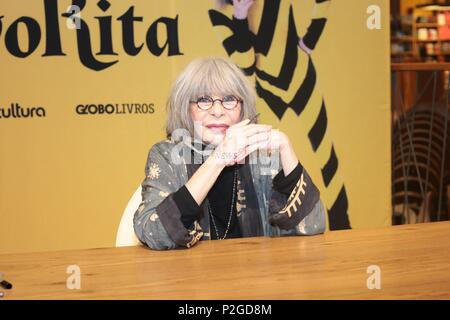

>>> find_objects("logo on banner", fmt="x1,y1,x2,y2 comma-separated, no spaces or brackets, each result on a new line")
0,103,46,119
0,0,183,71
75,103,155,115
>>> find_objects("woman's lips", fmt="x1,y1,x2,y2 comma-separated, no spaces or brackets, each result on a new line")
206,124,229,132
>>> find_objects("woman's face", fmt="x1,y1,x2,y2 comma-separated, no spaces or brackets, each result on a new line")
190,93,242,146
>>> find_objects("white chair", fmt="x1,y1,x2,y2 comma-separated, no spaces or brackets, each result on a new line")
115,186,142,247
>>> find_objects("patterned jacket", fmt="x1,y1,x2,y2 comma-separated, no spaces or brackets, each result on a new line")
134,138,326,250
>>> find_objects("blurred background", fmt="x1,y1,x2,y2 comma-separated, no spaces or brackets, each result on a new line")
391,0,450,224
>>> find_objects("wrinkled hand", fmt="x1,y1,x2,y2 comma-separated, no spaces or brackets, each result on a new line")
212,118,272,166
233,0,255,20
234,127,288,163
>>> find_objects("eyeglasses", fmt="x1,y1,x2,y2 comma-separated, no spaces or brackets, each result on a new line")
190,95,242,110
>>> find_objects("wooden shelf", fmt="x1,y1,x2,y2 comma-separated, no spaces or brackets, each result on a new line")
392,62,450,71
428,52,450,56
392,6,450,62
414,8,450,62
416,22,439,28
392,36,414,42
392,52,415,56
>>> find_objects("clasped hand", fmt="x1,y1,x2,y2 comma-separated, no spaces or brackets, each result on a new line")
212,118,287,166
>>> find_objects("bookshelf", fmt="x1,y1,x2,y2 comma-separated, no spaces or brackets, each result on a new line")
412,6,450,62
391,12,415,61
391,4,450,62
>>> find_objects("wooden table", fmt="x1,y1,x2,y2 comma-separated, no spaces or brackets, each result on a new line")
1,222,450,299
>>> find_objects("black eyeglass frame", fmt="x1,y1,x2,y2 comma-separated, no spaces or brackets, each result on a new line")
189,95,242,110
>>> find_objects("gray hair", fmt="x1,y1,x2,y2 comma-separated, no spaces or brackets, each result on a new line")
165,57,257,140
215,0,232,8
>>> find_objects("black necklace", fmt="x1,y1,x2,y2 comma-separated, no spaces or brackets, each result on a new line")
207,165,238,240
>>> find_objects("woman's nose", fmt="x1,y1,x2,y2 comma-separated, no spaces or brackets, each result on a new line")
210,100,225,116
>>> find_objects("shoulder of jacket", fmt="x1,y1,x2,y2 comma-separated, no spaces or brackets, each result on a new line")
149,138,191,165
151,138,180,153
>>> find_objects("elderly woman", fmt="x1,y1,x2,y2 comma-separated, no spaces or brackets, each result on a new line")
134,57,325,250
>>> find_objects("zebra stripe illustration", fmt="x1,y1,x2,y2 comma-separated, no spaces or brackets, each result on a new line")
209,0,351,230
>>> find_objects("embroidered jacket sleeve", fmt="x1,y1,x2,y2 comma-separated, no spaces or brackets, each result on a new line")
133,143,204,250
267,153,326,236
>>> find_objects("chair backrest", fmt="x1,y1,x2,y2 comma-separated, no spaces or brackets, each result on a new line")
116,185,142,247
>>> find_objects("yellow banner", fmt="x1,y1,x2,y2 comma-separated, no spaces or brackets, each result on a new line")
0,0,391,253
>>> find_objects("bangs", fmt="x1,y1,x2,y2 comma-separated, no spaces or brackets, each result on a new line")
188,59,243,100
166,57,257,139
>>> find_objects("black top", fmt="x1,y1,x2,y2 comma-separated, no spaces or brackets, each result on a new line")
206,163,242,239
173,145,303,240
